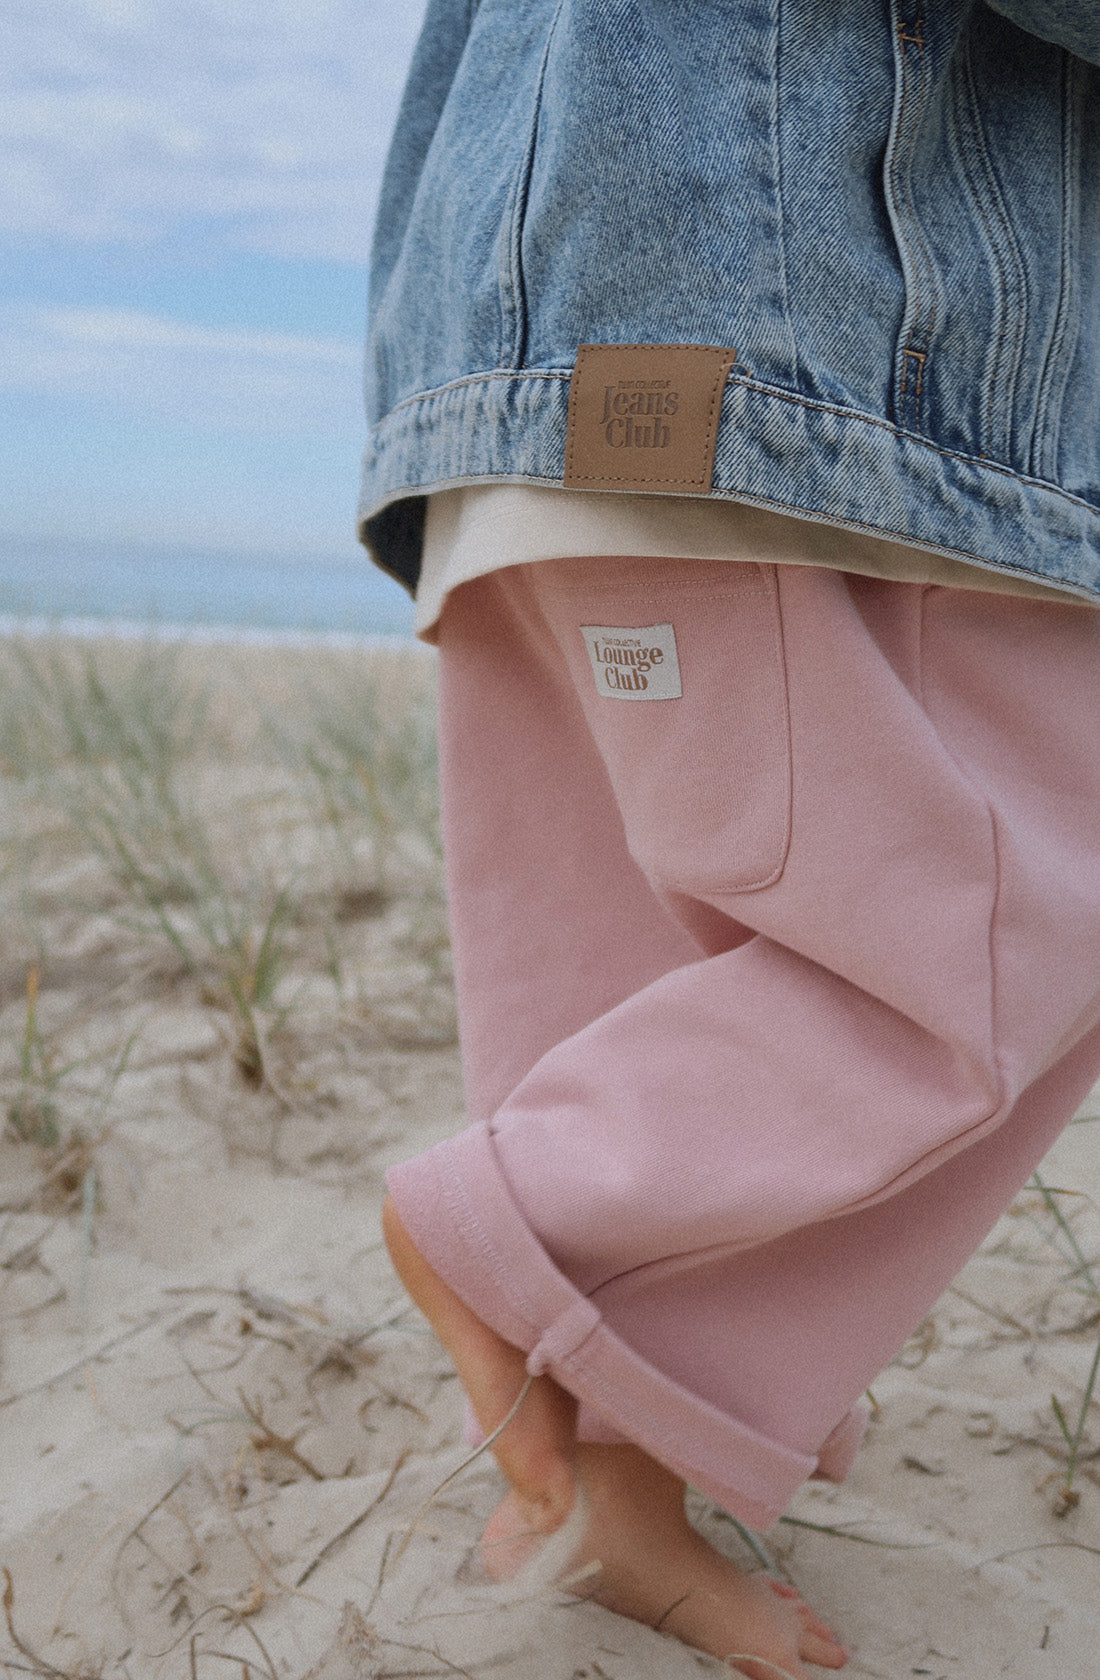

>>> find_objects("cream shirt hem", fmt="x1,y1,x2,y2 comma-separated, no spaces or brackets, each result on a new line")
414,485,1076,641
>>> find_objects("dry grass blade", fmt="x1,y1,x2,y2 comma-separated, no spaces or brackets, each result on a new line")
389,1374,535,1571
980,1539,1100,1565
2,1567,82,1680
152,1604,279,1679
108,1470,192,1610
778,1516,934,1549
1049,1327,1100,1509
708,1514,775,1573
7,967,60,1146
195,1652,266,1675
945,1283,1029,1338
650,1591,691,1632
374,1641,478,1680
296,1451,410,1587
1027,1172,1099,1294
236,1388,326,1480
0,1308,168,1409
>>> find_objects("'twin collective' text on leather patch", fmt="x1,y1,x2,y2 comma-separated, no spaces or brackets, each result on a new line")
564,343,737,493
581,623,682,700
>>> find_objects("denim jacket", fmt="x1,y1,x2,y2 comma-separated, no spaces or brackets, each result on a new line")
359,1,1100,604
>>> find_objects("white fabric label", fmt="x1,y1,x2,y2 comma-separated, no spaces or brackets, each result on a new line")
580,622,682,700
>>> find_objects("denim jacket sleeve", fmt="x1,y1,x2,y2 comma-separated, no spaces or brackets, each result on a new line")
984,0,1100,62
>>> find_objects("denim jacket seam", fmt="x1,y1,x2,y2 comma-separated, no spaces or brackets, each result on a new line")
372,368,1100,519
956,38,1029,463
771,0,800,391
725,375,1099,515
1030,50,1083,483
498,0,565,368
887,0,939,436
950,50,1008,460
382,366,571,418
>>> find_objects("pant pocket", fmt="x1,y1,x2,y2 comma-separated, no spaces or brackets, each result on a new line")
534,559,792,894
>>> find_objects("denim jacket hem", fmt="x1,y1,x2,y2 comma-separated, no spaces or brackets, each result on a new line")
358,365,1100,605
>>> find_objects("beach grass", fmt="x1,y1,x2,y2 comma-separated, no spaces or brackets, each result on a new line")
0,631,449,1169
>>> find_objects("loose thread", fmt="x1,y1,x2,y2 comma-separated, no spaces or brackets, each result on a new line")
390,1372,537,1567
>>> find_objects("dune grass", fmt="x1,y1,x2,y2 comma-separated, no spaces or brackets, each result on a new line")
267,646,442,896
0,634,211,785
0,631,448,1175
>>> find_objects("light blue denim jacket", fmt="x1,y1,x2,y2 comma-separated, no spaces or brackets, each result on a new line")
359,1,1100,603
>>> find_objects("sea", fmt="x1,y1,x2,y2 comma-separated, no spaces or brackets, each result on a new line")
0,534,417,645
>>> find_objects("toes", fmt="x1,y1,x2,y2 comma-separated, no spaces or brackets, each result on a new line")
762,1581,844,1658
796,1602,844,1643
798,1626,849,1669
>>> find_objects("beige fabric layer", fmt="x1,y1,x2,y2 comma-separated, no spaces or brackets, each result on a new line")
414,484,1075,640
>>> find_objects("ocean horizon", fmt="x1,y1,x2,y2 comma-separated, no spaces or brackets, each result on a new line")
0,533,417,642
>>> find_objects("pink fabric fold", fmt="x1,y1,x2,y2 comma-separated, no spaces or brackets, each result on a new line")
389,1121,865,1531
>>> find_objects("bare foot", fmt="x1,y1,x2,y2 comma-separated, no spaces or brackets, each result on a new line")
482,1448,846,1679
382,1197,847,1678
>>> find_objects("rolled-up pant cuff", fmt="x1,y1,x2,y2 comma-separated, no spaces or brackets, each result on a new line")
387,1120,867,1533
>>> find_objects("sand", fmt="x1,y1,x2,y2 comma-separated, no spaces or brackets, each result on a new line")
1,631,1099,1680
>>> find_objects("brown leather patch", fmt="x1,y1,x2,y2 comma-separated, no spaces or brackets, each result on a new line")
564,343,737,493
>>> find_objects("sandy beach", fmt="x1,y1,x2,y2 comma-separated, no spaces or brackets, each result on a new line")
2,631,1099,1680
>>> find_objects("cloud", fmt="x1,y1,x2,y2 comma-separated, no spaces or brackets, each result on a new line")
2,0,428,261
0,301,364,433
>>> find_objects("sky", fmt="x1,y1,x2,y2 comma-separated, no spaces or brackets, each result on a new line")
0,0,428,564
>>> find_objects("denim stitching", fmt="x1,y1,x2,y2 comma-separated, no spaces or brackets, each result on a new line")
957,40,1028,465
499,0,566,369
894,3,919,425
949,52,1007,462
371,367,1100,517
969,46,1028,460
904,4,935,434
889,0,938,435
771,0,800,391
1031,52,1082,483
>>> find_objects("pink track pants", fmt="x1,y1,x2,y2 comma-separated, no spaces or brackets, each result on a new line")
388,556,1100,1530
